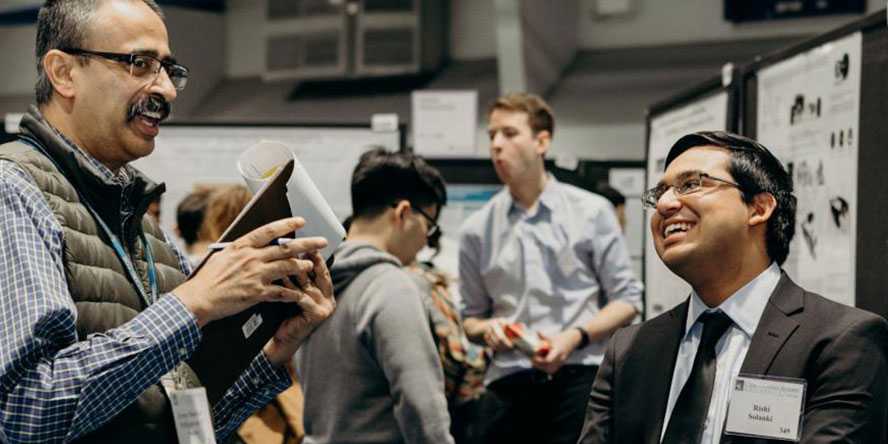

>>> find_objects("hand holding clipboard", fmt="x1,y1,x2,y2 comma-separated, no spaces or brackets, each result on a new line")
184,141,345,404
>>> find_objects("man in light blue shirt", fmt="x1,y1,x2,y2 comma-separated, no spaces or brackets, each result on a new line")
578,131,888,443
459,93,642,444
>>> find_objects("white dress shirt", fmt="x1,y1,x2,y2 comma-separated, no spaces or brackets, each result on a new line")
660,262,781,444
459,176,643,384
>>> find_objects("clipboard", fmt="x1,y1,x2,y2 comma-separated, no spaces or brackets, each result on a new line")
187,159,328,404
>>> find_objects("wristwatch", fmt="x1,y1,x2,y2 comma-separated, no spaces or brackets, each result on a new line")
574,326,590,349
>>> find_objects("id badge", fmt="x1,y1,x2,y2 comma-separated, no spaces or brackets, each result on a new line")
724,374,806,442
161,367,217,444
169,387,217,444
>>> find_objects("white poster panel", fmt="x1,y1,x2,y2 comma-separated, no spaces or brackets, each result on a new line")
412,90,478,157
645,92,729,318
756,32,861,306
609,168,646,279
133,126,399,237
416,184,502,306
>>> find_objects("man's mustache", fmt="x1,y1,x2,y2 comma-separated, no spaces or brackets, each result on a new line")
127,94,172,122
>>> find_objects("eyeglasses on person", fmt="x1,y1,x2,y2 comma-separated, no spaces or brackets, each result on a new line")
60,47,189,91
642,170,741,209
390,202,440,240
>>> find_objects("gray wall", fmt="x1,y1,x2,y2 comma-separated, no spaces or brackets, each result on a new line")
0,24,36,96
0,6,225,117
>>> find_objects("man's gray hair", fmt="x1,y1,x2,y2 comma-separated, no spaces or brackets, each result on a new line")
35,0,164,105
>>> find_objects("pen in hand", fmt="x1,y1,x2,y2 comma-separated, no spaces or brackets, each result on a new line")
207,237,297,252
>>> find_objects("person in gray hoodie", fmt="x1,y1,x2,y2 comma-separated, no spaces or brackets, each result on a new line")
296,148,454,444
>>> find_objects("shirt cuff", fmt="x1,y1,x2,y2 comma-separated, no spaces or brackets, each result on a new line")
235,351,292,398
128,293,202,365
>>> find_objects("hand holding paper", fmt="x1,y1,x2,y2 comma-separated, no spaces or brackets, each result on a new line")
262,250,336,366
185,140,344,402
175,217,326,328
237,140,346,260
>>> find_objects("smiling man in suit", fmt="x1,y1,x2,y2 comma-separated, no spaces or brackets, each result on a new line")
577,131,888,444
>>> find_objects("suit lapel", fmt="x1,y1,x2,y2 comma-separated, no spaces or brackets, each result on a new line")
720,274,803,444
739,273,803,375
631,301,689,444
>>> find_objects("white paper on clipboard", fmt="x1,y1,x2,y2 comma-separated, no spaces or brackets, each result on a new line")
237,140,346,259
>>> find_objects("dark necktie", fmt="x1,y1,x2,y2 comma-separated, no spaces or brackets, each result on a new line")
662,310,734,444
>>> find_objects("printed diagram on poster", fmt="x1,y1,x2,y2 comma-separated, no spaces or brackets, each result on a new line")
645,92,729,318
756,32,861,307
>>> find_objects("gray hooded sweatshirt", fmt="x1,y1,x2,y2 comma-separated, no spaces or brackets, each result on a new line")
296,241,454,444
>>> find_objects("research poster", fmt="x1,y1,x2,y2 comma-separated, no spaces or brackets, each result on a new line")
645,91,729,318
756,32,861,306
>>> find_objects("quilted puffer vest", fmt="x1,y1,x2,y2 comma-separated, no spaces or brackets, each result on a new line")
0,108,190,443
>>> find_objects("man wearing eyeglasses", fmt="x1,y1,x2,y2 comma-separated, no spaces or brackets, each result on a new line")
458,93,643,444
295,148,455,444
578,131,888,443
0,1,337,443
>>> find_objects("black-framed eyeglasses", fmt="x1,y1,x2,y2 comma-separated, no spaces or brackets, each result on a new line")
391,202,440,240
413,205,440,240
60,47,189,91
642,170,741,209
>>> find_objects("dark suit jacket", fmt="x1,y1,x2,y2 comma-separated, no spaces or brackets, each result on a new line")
577,272,888,444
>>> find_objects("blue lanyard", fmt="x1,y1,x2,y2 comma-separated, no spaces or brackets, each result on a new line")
19,135,159,306
86,205,159,306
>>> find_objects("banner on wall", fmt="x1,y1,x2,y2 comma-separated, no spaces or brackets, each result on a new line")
756,32,861,306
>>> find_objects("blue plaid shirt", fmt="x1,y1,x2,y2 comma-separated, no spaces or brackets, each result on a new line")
0,141,290,443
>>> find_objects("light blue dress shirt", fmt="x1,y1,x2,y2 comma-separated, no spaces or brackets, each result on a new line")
661,262,781,444
459,176,643,384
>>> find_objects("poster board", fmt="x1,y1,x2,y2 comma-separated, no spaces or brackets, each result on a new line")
742,10,887,317
132,123,402,237
754,33,861,306
643,75,737,319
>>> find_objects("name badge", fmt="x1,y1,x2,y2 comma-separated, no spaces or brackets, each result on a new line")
169,388,217,444
724,374,806,442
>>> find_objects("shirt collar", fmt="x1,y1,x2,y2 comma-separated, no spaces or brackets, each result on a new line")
506,173,559,217
685,262,781,338
48,124,132,186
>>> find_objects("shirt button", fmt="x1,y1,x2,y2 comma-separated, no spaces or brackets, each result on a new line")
178,348,187,357
252,377,261,385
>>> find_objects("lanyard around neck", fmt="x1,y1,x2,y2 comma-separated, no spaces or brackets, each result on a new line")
19,135,159,306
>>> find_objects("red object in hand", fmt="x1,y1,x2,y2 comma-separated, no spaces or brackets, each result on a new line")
503,323,551,357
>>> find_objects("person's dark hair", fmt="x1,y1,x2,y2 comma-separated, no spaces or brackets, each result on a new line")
596,183,626,207
199,185,252,242
350,148,447,221
35,0,165,105
176,187,211,247
488,92,555,137
665,131,797,265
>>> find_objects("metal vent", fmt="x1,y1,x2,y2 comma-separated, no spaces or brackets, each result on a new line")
267,0,340,19
266,33,340,71
363,0,414,12
362,28,415,65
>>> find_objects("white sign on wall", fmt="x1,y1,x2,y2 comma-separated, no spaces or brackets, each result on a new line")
756,32,861,306
412,90,478,157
